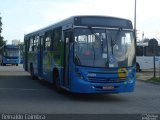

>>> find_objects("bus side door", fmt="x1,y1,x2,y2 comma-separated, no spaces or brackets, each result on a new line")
38,35,44,76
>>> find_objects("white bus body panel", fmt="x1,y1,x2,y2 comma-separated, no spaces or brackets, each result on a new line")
136,56,160,70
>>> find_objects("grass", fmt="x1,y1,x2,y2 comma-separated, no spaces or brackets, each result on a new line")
148,77,160,83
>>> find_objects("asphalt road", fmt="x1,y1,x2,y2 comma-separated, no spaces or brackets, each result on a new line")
0,65,160,115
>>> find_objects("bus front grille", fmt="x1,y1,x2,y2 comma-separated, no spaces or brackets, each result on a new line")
88,77,126,83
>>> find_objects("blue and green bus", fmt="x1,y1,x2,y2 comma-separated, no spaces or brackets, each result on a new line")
23,16,136,93
0,45,20,66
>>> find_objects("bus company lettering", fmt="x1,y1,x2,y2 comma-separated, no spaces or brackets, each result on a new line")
87,73,96,77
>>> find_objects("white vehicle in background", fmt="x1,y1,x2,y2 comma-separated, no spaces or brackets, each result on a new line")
136,42,160,71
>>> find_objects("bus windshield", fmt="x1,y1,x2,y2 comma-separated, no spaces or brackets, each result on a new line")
74,28,135,68
4,48,19,57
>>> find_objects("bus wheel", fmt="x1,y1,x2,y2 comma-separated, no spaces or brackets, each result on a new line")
136,62,141,72
16,64,18,66
30,64,36,80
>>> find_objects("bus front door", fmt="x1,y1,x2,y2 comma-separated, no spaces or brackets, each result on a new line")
63,30,73,87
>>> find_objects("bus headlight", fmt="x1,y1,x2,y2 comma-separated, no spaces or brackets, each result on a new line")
75,68,84,79
77,72,84,79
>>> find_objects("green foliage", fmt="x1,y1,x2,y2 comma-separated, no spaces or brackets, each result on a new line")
0,36,6,46
0,15,7,47
148,77,160,83
0,16,2,33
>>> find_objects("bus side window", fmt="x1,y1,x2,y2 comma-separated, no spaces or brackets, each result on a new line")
44,31,52,51
53,28,61,51
157,46,160,56
44,37,51,51
136,46,143,56
24,39,29,52
34,35,39,52
38,36,41,51
29,38,34,52
144,46,153,56
32,36,38,52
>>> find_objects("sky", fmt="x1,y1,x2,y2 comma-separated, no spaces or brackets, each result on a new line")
0,0,160,44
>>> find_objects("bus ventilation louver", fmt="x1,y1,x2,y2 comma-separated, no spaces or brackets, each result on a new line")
88,77,126,83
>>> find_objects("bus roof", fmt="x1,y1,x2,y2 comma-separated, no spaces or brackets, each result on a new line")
0,45,19,51
24,15,133,38
137,42,160,46
136,42,149,46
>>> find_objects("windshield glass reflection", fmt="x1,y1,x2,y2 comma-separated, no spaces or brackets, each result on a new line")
74,28,135,68
4,49,20,57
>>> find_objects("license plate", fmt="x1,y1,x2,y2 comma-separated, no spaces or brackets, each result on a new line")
103,86,114,90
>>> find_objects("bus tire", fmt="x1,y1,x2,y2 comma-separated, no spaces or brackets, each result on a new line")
30,64,36,80
136,62,141,72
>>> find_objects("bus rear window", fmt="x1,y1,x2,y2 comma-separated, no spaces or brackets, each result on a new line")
144,46,154,56
157,46,160,56
136,46,143,56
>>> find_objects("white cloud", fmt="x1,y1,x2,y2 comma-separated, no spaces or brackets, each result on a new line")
136,0,160,36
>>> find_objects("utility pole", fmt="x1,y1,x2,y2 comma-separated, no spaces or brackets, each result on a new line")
134,0,137,42
142,32,144,41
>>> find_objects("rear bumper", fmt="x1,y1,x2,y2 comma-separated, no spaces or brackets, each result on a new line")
3,59,19,64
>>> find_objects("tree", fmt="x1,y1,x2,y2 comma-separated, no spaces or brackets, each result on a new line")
0,15,2,33
0,36,5,46
0,15,6,46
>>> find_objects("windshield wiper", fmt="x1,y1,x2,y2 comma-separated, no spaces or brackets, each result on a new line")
110,36,114,55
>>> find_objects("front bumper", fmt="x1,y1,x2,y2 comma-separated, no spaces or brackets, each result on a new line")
70,78,135,93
